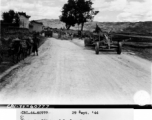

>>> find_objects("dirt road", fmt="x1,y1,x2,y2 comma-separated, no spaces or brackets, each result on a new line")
0,38,151,104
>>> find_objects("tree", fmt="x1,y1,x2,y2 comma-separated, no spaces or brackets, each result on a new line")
14,13,20,26
2,12,11,23
2,9,20,26
75,0,95,31
60,0,99,31
60,0,77,30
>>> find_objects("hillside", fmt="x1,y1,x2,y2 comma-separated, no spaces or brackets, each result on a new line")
35,19,152,35
36,19,65,29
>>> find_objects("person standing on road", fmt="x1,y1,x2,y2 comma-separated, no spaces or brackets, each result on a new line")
32,35,39,56
69,32,73,40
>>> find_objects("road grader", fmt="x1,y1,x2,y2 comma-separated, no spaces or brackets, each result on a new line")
84,26,123,55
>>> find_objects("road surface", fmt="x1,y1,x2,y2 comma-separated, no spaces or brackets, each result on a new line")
0,37,151,104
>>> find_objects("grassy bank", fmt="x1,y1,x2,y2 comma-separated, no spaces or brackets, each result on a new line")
124,46,152,61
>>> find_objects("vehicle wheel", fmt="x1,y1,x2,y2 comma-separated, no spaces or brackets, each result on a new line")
117,42,122,54
95,42,99,54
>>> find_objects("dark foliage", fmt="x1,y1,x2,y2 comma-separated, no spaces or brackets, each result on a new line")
60,0,99,31
60,0,77,30
2,9,20,27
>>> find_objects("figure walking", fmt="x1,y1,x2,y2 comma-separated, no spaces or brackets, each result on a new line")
32,35,39,56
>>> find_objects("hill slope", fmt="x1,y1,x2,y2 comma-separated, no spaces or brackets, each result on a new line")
35,19,152,35
36,19,65,29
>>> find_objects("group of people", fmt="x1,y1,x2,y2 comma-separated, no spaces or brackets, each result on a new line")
7,34,39,63
58,28,74,40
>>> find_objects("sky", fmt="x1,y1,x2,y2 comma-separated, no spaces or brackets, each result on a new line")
0,0,152,22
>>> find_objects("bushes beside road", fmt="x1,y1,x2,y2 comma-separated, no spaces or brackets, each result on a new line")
0,27,47,74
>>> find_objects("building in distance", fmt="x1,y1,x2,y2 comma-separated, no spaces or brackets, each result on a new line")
29,20,43,33
18,12,31,29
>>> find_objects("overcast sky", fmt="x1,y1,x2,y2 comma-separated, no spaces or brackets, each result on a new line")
0,0,152,22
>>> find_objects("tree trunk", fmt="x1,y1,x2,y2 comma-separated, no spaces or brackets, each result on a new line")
66,24,71,30
80,22,84,39
81,22,84,32
67,25,71,30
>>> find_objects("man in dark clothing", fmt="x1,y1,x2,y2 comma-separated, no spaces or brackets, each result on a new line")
32,35,39,56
